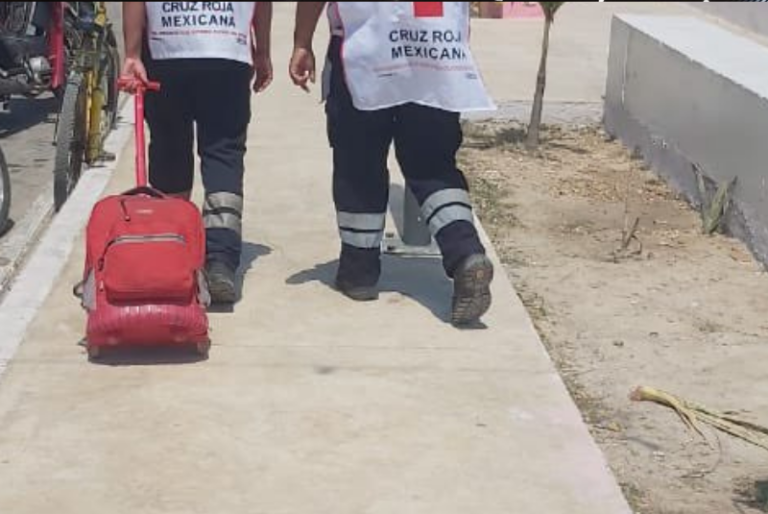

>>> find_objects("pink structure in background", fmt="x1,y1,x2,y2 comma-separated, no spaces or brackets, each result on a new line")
505,2,544,18
477,2,544,19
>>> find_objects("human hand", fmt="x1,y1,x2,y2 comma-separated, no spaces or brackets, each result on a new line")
253,52,273,94
120,56,148,94
289,46,316,93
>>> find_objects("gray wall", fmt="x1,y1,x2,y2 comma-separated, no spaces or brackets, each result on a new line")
604,14,768,266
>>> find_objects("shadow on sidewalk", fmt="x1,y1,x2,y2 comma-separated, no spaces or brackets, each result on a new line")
84,345,209,367
286,254,482,327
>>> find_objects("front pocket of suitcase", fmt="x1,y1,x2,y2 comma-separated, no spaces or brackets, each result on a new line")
102,235,195,303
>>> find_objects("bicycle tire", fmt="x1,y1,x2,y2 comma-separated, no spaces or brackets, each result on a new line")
58,6,84,102
104,26,119,131
0,145,10,236
53,73,87,212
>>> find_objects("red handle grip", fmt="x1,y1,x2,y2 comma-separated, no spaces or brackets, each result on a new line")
117,77,161,93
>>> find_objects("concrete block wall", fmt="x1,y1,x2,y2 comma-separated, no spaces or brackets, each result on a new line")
604,14,768,266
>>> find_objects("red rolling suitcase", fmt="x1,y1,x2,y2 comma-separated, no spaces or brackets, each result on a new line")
78,78,211,360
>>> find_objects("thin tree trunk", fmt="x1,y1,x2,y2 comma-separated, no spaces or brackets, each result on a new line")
526,15,552,150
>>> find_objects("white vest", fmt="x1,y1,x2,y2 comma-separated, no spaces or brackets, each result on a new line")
146,2,256,65
327,2,496,113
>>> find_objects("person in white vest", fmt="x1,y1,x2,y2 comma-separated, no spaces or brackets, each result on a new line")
121,1,272,304
290,2,495,326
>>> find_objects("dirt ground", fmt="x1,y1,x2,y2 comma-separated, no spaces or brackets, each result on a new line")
460,120,768,514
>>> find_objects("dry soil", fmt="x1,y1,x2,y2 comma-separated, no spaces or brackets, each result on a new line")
460,120,768,514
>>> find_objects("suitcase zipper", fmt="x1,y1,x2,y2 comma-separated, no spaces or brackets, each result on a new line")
110,234,186,246
98,234,187,272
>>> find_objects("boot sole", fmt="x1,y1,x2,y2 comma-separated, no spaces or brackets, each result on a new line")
335,280,379,302
452,255,494,326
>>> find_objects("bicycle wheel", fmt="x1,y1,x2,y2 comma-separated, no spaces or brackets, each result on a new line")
104,26,119,131
0,145,10,236
53,72,87,212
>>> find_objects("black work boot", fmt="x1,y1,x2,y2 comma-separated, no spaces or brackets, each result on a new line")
206,261,237,304
334,245,381,302
451,253,494,326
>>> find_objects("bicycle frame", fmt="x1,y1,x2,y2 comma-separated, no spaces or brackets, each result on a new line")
84,2,107,163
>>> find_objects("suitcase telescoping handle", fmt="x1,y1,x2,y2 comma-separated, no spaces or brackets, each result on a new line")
117,78,161,188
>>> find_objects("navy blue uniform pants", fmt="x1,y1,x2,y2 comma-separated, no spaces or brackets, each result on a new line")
144,58,251,271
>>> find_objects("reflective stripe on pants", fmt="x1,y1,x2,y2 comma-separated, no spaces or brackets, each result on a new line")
337,211,386,249
204,191,243,235
421,188,474,235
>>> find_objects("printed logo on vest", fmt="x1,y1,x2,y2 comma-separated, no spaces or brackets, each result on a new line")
159,2,237,29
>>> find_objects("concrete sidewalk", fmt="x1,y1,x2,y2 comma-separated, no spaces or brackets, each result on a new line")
0,4,632,513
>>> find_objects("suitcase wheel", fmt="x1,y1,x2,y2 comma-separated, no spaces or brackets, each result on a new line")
87,344,101,361
196,340,211,358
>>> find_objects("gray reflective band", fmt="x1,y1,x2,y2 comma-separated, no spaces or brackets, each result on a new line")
339,229,383,249
204,191,243,212
421,189,472,221
205,212,242,234
337,211,386,232
428,204,474,235
204,192,243,235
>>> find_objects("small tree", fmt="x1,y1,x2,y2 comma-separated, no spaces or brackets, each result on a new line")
526,2,564,150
